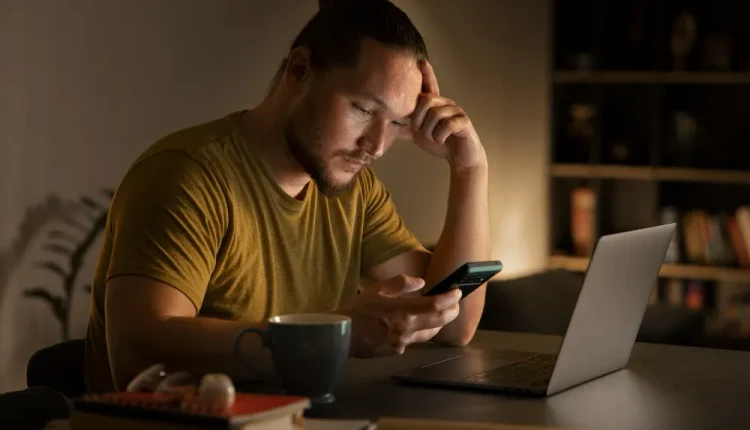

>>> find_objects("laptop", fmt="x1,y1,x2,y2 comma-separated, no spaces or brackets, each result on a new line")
393,223,677,397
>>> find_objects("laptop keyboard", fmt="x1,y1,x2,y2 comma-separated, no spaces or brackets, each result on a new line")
463,354,556,386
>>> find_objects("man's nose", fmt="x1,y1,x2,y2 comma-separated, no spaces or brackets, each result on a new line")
358,121,388,159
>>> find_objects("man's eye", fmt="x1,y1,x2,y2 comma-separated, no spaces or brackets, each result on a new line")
391,121,407,128
353,104,372,116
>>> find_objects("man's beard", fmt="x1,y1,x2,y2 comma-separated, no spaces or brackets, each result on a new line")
283,117,360,198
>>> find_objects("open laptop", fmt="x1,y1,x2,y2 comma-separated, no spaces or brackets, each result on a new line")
393,223,677,397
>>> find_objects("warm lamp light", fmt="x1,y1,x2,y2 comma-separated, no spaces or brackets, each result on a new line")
491,198,549,280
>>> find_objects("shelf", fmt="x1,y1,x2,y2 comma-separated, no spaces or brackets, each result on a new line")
553,71,750,85
549,255,750,284
550,164,750,185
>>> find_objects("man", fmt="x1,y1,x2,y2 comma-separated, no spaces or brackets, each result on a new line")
85,0,491,393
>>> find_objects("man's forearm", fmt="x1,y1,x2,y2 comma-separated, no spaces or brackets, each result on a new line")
424,162,492,345
111,316,272,390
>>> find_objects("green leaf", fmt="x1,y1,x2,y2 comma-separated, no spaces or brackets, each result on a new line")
23,288,65,323
60,213,89,232
43,243,73,256
47,229,79,245
80,196,103,212
35,261,68,279
65,212,108,295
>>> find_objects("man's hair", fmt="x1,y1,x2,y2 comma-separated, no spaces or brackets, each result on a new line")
269,0,428,90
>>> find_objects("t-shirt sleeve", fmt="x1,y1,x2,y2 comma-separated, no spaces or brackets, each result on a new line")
106,150,228,311
360,169,422,272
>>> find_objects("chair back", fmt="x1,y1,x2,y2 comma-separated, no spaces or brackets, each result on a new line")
26,339,86,399
479,269,706,345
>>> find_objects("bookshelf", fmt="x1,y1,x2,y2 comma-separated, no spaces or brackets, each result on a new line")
549,0,750,344
549,255,750,284
554,71,750,85
551,164,750,185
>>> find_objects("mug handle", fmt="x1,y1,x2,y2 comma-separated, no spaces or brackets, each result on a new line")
237,327,272,347
233,327,272,371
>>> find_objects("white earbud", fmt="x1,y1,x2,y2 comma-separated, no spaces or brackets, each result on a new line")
197,373,236,410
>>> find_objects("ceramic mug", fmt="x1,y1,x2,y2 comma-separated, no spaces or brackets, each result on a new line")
237,313,351,404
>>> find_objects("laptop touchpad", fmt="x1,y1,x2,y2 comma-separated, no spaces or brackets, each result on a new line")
463,348,537,369
412,348,536,380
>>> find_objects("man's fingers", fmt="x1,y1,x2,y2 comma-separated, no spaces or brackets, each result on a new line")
420,105,463,143
386,304,459,351
420,288,462,311
392,288,461,317
385,289,461,331
433,114,470,145
411,94,454,134
409,327,443,344
396,124,414,141
420,59,440,95
410,302,460,332
410,94,431,133
377,274,425,297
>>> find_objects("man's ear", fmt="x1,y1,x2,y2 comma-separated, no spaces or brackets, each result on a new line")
284,46,314,90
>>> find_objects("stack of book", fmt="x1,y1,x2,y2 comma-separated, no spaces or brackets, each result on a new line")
53,387,563,429
67,391,373,430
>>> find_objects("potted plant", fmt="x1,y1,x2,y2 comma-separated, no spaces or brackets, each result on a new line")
23,188,114,341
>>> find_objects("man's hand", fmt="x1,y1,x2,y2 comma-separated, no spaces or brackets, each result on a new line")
341,275,462,357
404,60,487,171
386,59,492,347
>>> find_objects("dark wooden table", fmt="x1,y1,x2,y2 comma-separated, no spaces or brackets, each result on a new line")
266,330,750,429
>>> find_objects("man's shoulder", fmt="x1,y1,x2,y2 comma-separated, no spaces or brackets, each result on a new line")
117,112,245,198
131,111,243,172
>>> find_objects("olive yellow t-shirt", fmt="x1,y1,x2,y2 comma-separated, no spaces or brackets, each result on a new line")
84,111,422,393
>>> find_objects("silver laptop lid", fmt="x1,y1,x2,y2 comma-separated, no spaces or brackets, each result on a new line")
546,223,677,395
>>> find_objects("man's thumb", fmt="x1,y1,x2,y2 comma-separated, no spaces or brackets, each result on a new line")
379,275,425,297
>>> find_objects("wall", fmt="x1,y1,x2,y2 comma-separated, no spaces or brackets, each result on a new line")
379,0,551,278
0,0,550,393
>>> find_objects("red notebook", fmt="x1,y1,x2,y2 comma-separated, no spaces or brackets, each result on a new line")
72,391,310,429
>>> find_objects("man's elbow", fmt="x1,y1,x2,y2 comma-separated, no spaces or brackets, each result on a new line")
434,326,478,347
109,340,154,391
108,322,166,391
452,328,478,346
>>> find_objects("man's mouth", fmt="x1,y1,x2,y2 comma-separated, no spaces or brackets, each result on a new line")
341,157,370,172
343,156,370,166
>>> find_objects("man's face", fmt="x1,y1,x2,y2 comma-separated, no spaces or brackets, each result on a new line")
284,39,423,196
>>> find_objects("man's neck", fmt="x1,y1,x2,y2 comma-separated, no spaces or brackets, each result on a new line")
241,100,311,199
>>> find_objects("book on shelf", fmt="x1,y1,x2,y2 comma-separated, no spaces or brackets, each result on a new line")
660,205,750,269
666,279,684,307
651,279,708,311
737,206,750,265
660,207,681,263
570,186,596,257
685,281,707,310
727,215,750,267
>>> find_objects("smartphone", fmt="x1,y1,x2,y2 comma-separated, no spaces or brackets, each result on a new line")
422,260,503,299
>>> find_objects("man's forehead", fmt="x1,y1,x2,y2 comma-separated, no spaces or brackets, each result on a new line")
343,40,423,113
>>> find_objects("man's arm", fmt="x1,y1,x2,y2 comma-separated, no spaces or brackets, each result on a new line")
367,59,492,346
105,275,269,390
423,164,491,345
100,151,273,390
367,164,490,346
